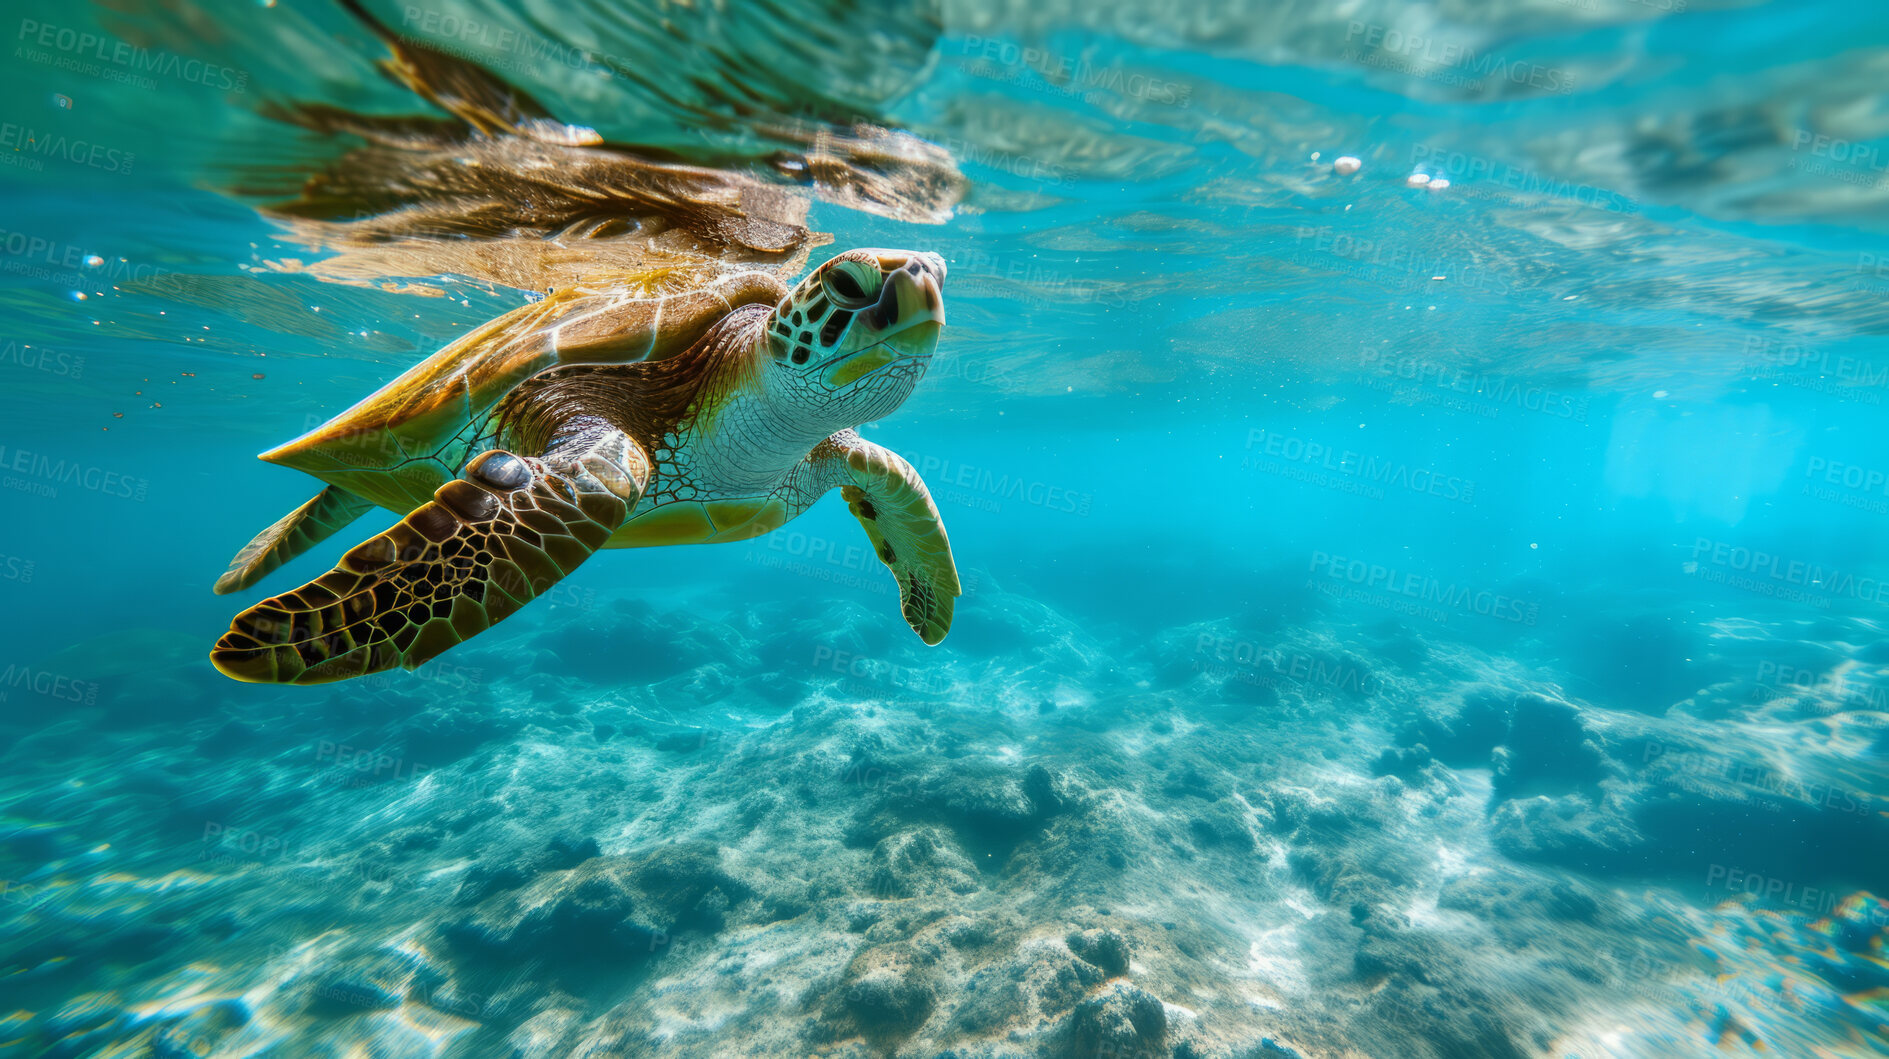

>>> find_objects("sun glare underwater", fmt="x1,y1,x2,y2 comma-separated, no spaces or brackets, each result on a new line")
4,0,1889,1057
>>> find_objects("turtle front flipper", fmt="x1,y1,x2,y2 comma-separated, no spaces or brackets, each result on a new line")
823,433,961,645
214,486,376,596
211,428,649,685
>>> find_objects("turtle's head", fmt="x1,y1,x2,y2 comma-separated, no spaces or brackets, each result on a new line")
760,248,945,428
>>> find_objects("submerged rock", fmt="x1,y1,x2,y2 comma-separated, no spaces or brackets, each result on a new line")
1065,981,1168,1057
151,1000,250,1058
507,1007,580,1058
445,843,751,973
1395,689,1608,800
1189,799,1260,853
1066,928,1132,978
867,827,980,899
828,943,938,1041
1372,742,1433,779
456,833,601,903
289,943,442,1018
952,938,1107,1036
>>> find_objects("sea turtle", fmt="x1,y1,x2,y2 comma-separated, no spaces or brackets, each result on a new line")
209,250,957,685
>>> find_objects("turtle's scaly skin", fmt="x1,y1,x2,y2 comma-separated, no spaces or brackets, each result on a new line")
214,249,956,684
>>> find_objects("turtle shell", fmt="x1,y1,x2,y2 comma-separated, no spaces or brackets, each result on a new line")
263,267,787,512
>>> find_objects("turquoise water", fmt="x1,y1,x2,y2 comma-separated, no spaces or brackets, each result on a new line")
4,0,1889,1056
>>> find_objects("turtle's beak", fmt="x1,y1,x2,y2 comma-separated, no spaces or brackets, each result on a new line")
870,251,946,332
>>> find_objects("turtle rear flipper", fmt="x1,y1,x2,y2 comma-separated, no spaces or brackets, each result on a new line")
215,486,375,596
212,427,648,685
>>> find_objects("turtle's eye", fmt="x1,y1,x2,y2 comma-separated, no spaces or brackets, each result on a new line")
822,264,873,309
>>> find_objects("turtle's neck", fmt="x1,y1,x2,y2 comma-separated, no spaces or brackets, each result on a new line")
672,312,832,494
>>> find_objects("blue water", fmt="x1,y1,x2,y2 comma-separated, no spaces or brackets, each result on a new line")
3,0,1889,1056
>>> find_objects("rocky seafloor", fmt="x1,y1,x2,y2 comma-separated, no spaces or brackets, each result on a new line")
4,557,1888,1058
